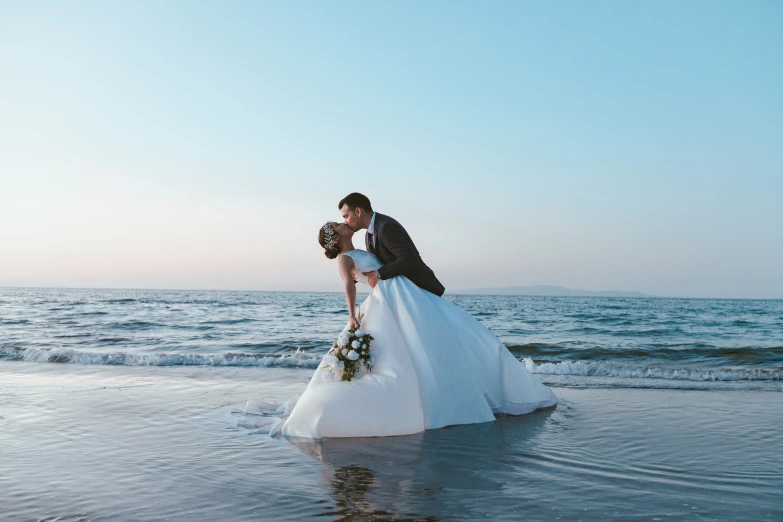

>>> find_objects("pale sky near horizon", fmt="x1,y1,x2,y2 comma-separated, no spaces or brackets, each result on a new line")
1,1,781,298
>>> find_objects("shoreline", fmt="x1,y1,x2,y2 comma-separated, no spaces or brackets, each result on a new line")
1,362,781,521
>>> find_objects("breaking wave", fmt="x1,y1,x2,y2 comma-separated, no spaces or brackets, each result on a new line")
2,345,780,384
507,343,783,365
0,345,321,368
523,358,782,382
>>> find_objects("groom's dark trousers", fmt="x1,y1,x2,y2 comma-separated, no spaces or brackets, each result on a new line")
366,213,446,297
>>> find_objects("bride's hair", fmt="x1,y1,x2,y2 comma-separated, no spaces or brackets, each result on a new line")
318,223,340,259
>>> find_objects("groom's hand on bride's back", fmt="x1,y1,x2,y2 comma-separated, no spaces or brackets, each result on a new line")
362,271,380,288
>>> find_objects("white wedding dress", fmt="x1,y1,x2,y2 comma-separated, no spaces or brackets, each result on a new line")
261,250,556,439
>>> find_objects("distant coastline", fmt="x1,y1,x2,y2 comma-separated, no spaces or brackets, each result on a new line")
454,285,653,298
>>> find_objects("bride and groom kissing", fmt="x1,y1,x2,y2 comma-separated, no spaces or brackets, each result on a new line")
321,192,444,329
263,192,557,439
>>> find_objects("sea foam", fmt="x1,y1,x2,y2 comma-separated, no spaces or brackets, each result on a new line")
0,345,321,368
2,345,780,384
524,358,782,382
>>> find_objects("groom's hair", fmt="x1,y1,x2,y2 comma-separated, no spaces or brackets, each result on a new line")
338,193,373,213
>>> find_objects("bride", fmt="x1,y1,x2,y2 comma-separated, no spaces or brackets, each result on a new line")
266,221,557,439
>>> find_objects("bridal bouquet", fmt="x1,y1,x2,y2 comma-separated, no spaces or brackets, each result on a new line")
322,325,374,382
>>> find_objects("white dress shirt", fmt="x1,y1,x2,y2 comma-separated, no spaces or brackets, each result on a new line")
368,212,377,249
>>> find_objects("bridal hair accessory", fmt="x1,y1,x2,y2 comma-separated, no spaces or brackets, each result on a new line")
321,223,339,251
322,313,374,382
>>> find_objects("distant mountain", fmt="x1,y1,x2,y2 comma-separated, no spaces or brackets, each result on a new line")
454,285,653,298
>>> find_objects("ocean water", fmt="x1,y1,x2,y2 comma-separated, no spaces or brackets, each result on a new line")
2,287,782,391
2,287,782,521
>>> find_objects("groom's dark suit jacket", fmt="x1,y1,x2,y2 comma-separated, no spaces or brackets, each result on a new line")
366,213,445,297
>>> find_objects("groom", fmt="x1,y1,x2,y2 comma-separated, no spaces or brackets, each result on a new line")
339,192,446,297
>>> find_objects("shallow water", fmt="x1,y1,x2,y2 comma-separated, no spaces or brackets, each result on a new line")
1,363,781,521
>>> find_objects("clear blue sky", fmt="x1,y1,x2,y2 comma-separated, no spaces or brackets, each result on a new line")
1,1,781,297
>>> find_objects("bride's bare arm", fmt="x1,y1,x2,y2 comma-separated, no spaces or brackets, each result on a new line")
337,255,360,329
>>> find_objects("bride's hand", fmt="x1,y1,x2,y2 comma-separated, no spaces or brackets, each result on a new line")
362,270,380,288
349,316,360,330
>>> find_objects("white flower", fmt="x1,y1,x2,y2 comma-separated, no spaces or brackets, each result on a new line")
322,354,339,367
347,350,360,361
353,329,364,337
341,348,348,356
337,331,351,346
336,360,345,369
351,340,361,349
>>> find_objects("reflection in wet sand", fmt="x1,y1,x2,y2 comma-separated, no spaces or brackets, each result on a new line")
289,409,555,520
326,465,377,520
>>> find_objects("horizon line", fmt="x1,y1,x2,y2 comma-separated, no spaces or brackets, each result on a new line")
1,284,780,301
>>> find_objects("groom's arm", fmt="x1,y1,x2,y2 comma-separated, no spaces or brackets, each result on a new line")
376,222,420,281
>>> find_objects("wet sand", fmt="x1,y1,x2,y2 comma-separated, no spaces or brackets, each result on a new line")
1,362,781,521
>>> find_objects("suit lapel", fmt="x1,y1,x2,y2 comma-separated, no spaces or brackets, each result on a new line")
367,213,383,256
373,214,383,260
